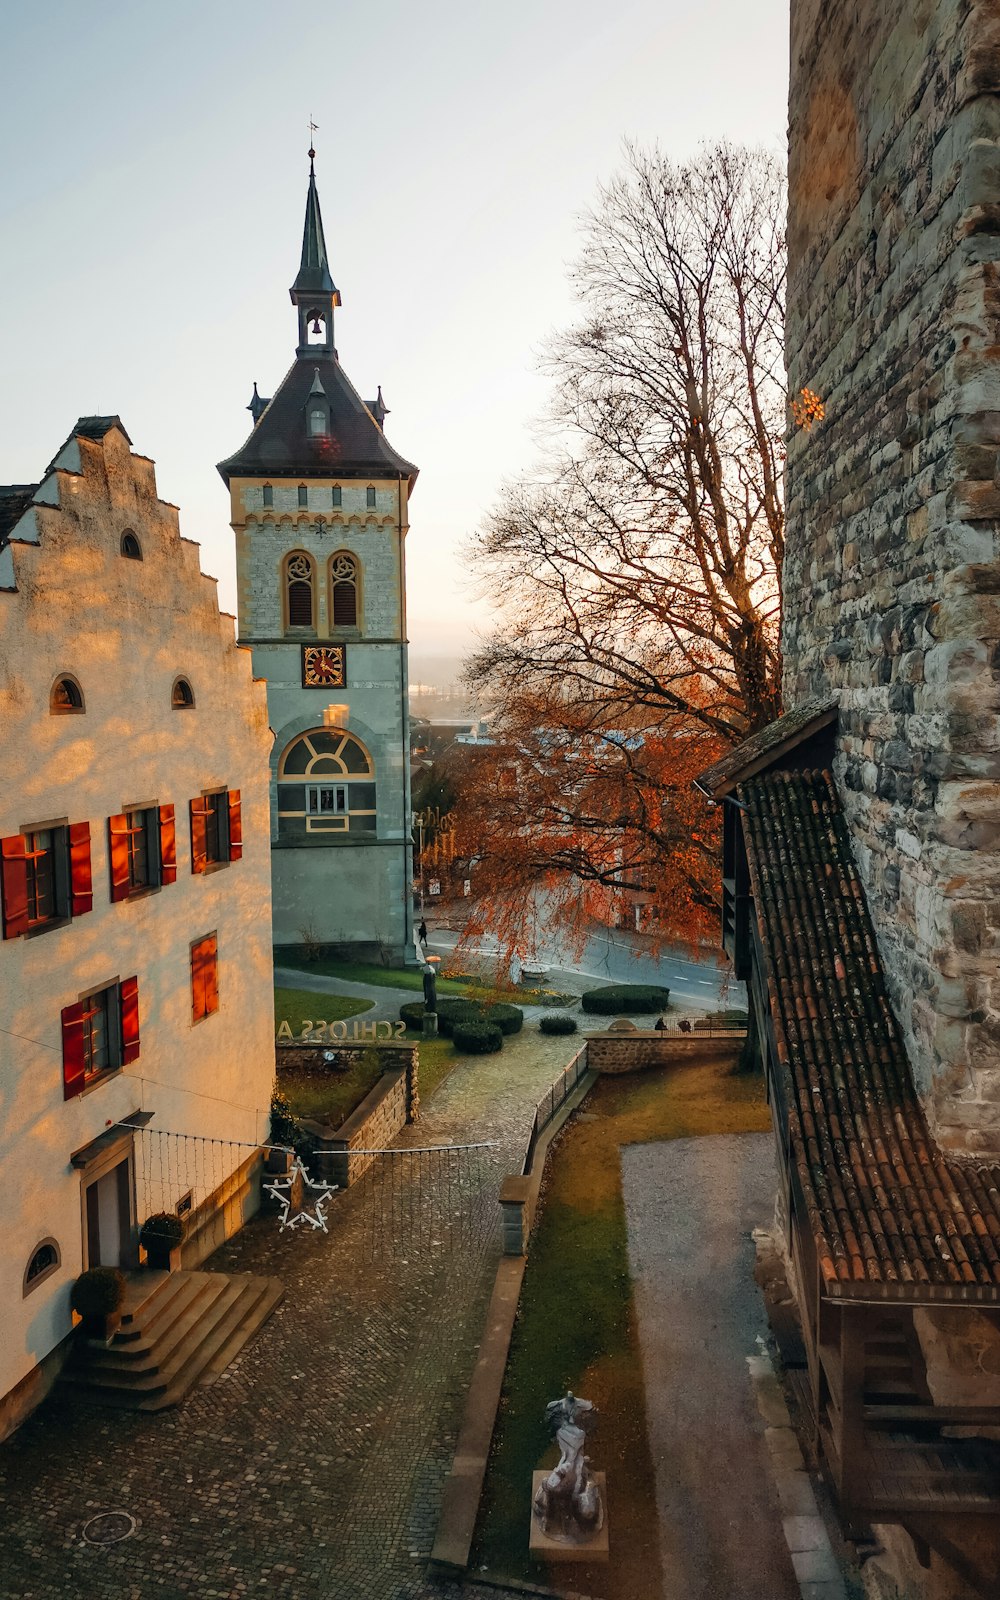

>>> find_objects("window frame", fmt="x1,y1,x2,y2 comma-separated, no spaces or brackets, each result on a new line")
283,550,316,632
329,550,361,631
190,789,241,874
366,485,376,508
23,1239,61,1298
120,530,142,560
172,677,195,709
61,975,139,1099
109,806,163,902
50,675,84,715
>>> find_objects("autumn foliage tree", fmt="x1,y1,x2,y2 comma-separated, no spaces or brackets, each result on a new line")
456,142,787,957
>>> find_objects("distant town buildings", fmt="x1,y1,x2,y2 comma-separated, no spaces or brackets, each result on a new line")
0,419,274,1439
218,153,417,963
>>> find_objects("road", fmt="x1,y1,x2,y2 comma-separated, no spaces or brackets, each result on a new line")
426,920,746,1010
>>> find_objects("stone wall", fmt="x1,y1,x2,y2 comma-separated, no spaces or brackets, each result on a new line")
293,1043,419,1186
585,1030,746,1073
786,0,1000,1153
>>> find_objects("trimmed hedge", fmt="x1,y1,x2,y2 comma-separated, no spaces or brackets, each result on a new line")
539,1014,578,1035
452,1022,504,1054
580,983,671,1015
399,998,524,1038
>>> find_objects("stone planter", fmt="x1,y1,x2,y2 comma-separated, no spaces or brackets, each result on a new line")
144,1241,181,1272
79,1308,123,1344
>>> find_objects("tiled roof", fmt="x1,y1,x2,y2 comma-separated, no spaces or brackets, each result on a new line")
696,697,837,799
217,356,418,486
741,767,1000,1299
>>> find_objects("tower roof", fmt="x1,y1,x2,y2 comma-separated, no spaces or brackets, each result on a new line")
216,355,418,488
292,154,340,303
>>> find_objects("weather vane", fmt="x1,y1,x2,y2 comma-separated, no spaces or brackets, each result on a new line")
308,115,319,159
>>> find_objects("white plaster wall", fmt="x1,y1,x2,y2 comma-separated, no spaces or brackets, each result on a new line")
0,425,274,1410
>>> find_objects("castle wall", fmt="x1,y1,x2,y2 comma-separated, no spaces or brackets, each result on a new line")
785,0,1000,1153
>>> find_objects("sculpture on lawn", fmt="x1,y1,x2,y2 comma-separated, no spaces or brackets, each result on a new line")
532,1391,604,1542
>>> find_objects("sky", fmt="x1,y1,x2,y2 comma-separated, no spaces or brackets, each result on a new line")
0,0,789,667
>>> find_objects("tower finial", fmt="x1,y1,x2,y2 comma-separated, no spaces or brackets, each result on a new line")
308,115,318,171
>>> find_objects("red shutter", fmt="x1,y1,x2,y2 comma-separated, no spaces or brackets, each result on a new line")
69,822,93,916
204,935,219,1015
61,1001,87,1099
1,835,29,939
191,939,205,1021
159,805,176,885
190,797,207,874
108,814,130,903
227,791,242,861
120,976,140,1064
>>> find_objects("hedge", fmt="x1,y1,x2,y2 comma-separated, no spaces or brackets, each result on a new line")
399,998,524,1037
539,1014,578,1035
452,1022,504,1054
580,983,671,1015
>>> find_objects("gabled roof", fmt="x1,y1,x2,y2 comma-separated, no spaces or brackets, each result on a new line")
216,356,418,487
0,485,38,547
695,696,838,799
742,767,1000,1301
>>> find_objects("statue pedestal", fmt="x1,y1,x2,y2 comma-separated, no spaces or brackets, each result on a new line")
529,1471,609,1563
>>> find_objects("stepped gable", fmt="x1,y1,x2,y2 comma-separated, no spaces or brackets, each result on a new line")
740,766,1000,1299
216,355,417,487
0,486,38,547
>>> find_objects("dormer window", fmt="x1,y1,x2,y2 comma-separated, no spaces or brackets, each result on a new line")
308,406,327,437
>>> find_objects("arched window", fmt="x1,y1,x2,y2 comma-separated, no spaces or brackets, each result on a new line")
172,676,195,709
284,551,315,629
120,530,142,560
277,729,376,837
330,551,359,628
23,1238,60,1296
50,675,84,714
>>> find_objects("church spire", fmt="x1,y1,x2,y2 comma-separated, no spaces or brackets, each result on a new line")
289,144,341,358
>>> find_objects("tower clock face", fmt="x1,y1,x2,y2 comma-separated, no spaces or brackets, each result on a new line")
302,645,346,688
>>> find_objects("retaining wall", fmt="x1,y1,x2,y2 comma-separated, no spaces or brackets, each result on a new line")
585,1029,746,1073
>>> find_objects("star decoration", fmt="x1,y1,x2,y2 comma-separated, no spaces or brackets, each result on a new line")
265,1157,339,1233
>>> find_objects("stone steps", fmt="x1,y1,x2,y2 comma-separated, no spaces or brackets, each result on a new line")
63,1270,283,1411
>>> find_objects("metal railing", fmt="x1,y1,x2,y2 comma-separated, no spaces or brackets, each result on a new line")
522,1047,589,1175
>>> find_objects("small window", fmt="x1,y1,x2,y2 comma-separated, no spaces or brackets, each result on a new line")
308,408,326,437
24,828,65,925
191,933,219,1022
332,485,342,508
50,676,84,714
307,783,348,816
330,552,359,628
190,789,242,873
366,485,376,508
262,483,273,508
23,1239,60,1296
285,551,315,630
172,677,195,709
120,531,142,560
60,977,140,1097
298,483,308,507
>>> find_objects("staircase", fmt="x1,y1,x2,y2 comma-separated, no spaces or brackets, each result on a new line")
64,1270,283,1411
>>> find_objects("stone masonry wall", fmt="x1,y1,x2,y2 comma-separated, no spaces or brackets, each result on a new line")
786,0,1000,1153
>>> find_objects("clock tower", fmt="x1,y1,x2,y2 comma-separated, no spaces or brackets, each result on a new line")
218,150,417,962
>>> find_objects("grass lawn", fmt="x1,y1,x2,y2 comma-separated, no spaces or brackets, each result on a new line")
274,948,479,996
274,988,378,1127
274,986,373,1039
472,1057,770,1597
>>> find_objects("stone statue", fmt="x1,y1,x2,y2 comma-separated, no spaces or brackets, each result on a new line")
422,963,437,1014
532,1391,604,1542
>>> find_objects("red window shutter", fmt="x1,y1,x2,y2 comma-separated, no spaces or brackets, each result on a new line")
69,822,93,916
1,835,29,939
61,1000,87,1099
190,797,207,874
120,976,140,1064
159,805,176,885
191,938,206,1021
227,791,243,861
204,935,219,1015
108,814,130,903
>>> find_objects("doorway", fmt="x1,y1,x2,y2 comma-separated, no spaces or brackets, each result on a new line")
84,1156,133,1269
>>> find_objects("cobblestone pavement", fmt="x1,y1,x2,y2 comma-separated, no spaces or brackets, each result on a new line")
0,1029,582,1600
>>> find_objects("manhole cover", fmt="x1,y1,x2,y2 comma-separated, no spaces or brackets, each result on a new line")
82,1511,138,1545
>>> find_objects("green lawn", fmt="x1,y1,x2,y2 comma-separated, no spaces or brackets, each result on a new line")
274,949,475,996
274,987,372,1041
473,1057,770,1597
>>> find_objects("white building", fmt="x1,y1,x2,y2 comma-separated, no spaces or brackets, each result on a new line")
218,152,418,963
0,418,275,1438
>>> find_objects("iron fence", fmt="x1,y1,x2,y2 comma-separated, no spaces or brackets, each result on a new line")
522,1047,589,1175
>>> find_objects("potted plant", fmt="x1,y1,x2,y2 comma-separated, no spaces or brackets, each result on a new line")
71,1267,126,1342
139,1211,184,1271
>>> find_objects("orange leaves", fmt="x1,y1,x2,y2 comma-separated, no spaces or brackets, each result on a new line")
790,387,825,430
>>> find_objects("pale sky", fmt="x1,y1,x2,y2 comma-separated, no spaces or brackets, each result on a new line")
0,0,788,659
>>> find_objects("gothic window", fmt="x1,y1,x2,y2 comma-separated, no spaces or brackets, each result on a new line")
120,530,142,559
172,677,195,708
330,551,359,629
366,485,376,508
298,483,308,507
277,730,376,838
50,675,84,714
262,483,273,508
284,551,315,630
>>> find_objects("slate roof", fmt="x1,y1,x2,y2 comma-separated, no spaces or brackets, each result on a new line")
696,697,838,799
217,357,418,486
0,485,38,547
741,766,1000,1300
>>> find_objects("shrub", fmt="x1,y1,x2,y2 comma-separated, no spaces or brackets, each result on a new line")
399,1001,426,1031
539,1014,578,1035
580,984,671,1015
139,1211,184,1250
400,997,523,1037
452,1021,504,1054
480,1002,524,1036
71,1266,125,1319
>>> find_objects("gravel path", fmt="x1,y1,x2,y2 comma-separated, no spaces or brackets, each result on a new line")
621,1133,800,1600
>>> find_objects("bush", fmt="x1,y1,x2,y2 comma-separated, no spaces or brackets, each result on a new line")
270,1085,300,1145
400,997,523,1037
71,1267,125,1319
399,1000,426,1031
139,1211,184,1250
539,1014,578,1035
580,984,671,1015
452,1022,504,1054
